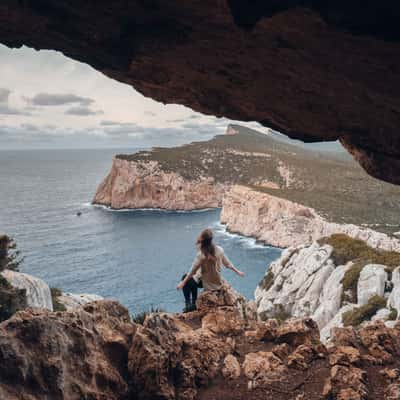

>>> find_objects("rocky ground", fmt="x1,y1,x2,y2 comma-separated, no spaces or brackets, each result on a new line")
1,286,400,400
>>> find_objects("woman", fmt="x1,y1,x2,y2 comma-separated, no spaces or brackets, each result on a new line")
177,229,245,297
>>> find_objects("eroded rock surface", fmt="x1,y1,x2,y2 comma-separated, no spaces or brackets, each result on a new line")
1,287,400,399
1,2,400,183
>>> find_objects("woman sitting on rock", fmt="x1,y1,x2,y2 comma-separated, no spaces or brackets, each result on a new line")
177,228,245,309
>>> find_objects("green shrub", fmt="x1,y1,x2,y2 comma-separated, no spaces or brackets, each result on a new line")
50,287,67,312
388,307,398,321
0,235,23,272
132,306,164,325
259,270,275,291
342,295,387,326
319,234,400,304
259,304,291,324
0,274,27,321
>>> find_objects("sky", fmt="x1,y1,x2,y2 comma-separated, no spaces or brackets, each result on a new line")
0,44,272,150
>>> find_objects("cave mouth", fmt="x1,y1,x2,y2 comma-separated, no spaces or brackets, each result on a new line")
1,1,400,184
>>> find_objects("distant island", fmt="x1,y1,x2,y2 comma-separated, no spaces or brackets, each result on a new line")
93,125,400,250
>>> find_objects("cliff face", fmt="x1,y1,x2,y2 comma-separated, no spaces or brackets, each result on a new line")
2,2,400,184
93,158,227,210
221,185,400,251
255,235,400,342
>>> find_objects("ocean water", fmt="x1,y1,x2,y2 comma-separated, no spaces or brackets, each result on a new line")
0,149,281,314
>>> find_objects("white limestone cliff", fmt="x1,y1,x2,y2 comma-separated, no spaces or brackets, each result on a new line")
1,269,53,311
255,240,400,342
221,185,400,251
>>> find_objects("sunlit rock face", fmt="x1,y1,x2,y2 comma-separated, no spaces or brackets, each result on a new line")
1,2,400,183
1,269,53,311
221,185,400,250
93,158,227,210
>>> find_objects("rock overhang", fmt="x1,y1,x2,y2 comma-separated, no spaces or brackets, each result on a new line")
1,1,400,183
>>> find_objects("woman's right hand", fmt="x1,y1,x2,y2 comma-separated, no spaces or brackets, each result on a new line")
176,281,185,290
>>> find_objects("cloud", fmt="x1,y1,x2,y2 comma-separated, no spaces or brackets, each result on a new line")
0,88,11,103
144,110,157,117
65,106,103,116
28,93,94,106
0,88,30,115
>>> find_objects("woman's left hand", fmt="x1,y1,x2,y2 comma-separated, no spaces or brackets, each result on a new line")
176,281,185,290
237,271,245,277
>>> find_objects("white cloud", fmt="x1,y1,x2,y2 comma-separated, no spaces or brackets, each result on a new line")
0,44,272,149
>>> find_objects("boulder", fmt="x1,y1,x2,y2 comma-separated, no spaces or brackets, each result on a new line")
0,301,133,400
313,263,350,329
388,267,400,317
57,292,104,310
222,354,241,380
242,351,286,387
357,264,387,306
1,270,52,311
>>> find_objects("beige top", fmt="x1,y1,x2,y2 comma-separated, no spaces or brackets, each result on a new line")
189,245,234,290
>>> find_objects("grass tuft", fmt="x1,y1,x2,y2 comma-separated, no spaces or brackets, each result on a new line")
259,270,275,291
50,287,67,312
342,295,387,326
132,306,164,325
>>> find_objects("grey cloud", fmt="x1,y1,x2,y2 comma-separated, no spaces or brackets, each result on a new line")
100,120,137,127
0,88,11,103
29,93,94,106
144,111,157,117
65,106,103,116
0,88,30,115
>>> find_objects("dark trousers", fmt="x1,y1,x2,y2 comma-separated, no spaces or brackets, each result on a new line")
182,274,198,305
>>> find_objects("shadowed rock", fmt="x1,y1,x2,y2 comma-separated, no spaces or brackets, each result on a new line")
1,2,400,183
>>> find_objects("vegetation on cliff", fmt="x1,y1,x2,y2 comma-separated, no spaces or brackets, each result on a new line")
0,235,27,321
319,234,400,303
115,125,400,235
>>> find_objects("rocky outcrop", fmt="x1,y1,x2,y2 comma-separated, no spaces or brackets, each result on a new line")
1,288,400,399
255,236,400,342
93,158,226,210
57,292,104,310
0,301,134,400
221,185,400,251
2,2,400,184
1,269,53,311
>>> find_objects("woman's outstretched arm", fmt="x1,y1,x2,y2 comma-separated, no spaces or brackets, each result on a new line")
221,251,245,277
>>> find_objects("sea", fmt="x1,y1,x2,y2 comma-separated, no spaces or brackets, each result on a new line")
0,149,281,314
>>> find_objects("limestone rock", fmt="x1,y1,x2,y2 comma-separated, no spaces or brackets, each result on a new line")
1,270,52,311
57,292,104,310
222,186,400,250
93,158,226,210
222,354,241,380
357,264,387,306
313,263,350,329
388,267,400,317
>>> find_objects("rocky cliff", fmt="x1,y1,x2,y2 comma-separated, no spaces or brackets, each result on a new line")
1,286,400,400
93,158,226,210
94,125,400,247
222,185,400,251
255,234,400,342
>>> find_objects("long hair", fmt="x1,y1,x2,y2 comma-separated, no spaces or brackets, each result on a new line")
197,229,216,261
